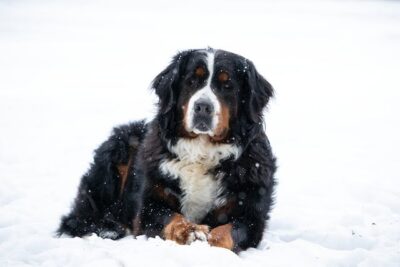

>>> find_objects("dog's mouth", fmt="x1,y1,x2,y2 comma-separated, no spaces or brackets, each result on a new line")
186,123,228,142
189,115,215,136
183,95,229,142
192,121,212,134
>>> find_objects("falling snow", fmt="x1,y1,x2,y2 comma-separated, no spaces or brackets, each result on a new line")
1,0,400,267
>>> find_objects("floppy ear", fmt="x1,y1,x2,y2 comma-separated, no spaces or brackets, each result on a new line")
151,50,192,114
243,60,274,123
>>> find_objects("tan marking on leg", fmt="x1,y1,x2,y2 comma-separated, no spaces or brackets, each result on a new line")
117,153,133,196
163,213,209,245
211,198,235,223
208,224,234,250
131,215,141,236
152,184,180,211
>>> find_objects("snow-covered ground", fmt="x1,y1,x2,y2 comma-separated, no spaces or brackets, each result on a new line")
1,0,399,266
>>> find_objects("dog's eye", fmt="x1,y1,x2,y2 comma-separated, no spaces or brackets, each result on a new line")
195,67,206,78
218,71,230,83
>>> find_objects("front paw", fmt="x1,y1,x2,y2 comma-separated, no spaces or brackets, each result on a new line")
208,224,234,250
187,224,209,243
163,214,209,245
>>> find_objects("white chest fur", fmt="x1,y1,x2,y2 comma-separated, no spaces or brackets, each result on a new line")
160,136,240,223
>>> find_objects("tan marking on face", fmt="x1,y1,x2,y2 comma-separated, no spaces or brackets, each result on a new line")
181,103,198,138
182,103,189,131
208,223,234,250
218,71,229,83
163,213,209,245
212,102,230,141
195,66,206,78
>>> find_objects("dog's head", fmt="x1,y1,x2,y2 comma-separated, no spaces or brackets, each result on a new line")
152,48,273,142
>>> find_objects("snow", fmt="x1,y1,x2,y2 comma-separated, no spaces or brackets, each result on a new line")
1,0,400,266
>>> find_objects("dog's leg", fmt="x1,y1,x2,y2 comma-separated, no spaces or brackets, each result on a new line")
163,213,209,245
141,198,209,245
58,121,147,239
58,213,97,238
207,224,234,250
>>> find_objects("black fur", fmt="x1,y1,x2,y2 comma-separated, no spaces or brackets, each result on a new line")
57,121,146,239
58,48,277,252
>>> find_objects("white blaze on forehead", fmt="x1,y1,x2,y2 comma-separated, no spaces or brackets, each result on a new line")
205,51,215,89
185,51,221,135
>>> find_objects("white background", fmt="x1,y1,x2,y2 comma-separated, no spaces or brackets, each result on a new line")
0,0,399,266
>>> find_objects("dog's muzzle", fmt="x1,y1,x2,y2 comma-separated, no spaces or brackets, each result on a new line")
192,99,214,133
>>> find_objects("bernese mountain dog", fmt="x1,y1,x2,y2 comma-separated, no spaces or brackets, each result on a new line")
58,48,277,252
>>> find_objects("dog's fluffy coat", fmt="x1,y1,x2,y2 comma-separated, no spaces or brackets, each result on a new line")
58,48,277,252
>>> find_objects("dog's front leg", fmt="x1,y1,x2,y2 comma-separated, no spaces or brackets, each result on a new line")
163,213,209,245
141,200,209,245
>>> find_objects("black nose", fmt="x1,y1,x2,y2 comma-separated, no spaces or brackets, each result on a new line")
194,100,214,116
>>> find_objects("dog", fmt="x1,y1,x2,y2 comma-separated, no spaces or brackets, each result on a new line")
58,48,277,252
